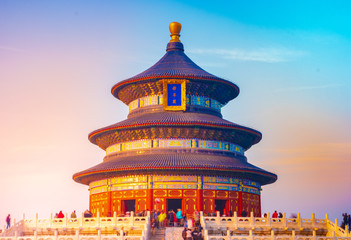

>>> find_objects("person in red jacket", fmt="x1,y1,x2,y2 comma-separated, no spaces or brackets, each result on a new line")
272,210,278,218
173,210,178,226
57,211,64,218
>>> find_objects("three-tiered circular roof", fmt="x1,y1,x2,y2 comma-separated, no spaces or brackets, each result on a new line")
73,22,277,186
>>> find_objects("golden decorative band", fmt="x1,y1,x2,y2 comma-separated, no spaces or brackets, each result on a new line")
129,94,222,112
89,175,261,195
106,138,244,156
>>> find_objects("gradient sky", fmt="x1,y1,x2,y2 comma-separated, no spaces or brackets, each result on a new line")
1,0,350,225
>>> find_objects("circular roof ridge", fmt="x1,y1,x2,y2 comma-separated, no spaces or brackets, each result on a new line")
73,152,277,185
111,23,239,100
111,47,239,98
88,111,262,146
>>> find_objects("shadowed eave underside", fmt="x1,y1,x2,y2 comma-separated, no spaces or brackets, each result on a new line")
88,112,262,150
73,152,277,186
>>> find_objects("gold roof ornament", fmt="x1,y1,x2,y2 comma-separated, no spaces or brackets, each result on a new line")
169,22,182,42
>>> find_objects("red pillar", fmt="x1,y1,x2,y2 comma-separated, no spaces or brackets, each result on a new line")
146,175,153,211
89,193,92,212
258,194,261,217
238,191,242,216
196,189,203,211
107,191,112,217
147,189,153,211
196,176,203,212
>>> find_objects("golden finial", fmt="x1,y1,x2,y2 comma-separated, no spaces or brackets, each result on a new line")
169,22,182,42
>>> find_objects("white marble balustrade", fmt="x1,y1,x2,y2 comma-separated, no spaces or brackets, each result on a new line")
200,212,351,240
0,212,150,240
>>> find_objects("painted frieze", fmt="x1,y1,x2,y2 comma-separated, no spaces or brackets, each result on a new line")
106,138,245,156
128,94,222,112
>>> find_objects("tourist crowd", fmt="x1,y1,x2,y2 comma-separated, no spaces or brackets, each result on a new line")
341,213,351,230
150,208,203,239
270,210,283,218
151,208,200,229
52,209,149,219
51,209,93,219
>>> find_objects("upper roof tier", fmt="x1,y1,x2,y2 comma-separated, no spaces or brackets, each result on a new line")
111,22,239,106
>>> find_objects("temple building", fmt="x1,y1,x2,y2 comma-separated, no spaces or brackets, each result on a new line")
73,22,277,217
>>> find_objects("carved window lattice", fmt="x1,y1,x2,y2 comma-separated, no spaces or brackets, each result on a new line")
137,199,146,211
113,191,123,198
229,191,239,199
203,190,214,197
185,198,196,212
204,198,213,213
216,191,227,198
183,190,196,197
154,190,167,197
123,191,133,197
135,190,146,197
168,190,182,197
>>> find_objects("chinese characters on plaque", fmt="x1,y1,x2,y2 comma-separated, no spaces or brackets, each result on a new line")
163,79,187,111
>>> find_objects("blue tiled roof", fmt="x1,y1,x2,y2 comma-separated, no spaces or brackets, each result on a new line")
73,152,277,185
111,42,239,99
88,111,262,149
128,42,224,81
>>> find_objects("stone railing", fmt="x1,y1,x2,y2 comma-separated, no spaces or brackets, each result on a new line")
0,235,143,240
203,232,351,240
326,219,350,238
0,212,150,240
2,211,350,240
200,212,351,240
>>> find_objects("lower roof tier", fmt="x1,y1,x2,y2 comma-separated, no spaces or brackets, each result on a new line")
73,151,277,186
89,111,262,150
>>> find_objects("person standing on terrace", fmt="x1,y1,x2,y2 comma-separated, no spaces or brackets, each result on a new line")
57,211,64,218
158,210,166,229
241,210,247,217
6,214,11,229
177,208,183,226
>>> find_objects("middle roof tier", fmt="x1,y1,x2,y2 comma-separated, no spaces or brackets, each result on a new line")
89,111,262,150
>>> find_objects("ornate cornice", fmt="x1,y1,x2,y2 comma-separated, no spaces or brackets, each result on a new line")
113,79,239,106
90,123,261,150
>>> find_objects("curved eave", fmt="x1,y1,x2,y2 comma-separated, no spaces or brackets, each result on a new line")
88,122,262,147
110,42,239,104
111,76,239,103
73,166,277,186
73,152,277,186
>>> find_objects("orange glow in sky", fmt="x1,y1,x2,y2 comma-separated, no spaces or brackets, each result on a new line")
0,1,350,225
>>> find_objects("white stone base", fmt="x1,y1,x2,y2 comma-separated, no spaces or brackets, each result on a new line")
165,227,185,240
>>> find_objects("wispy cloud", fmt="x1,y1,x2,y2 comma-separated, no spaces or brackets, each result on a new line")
0,45,26,53
261,142,351,166
274,83,343,92
188,47,307,63
11,144,57,152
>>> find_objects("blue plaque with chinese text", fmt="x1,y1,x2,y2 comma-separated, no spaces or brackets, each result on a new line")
167,84,182,106
163,79,186,111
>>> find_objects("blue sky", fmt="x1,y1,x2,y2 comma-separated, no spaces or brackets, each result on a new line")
0,0,350,224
